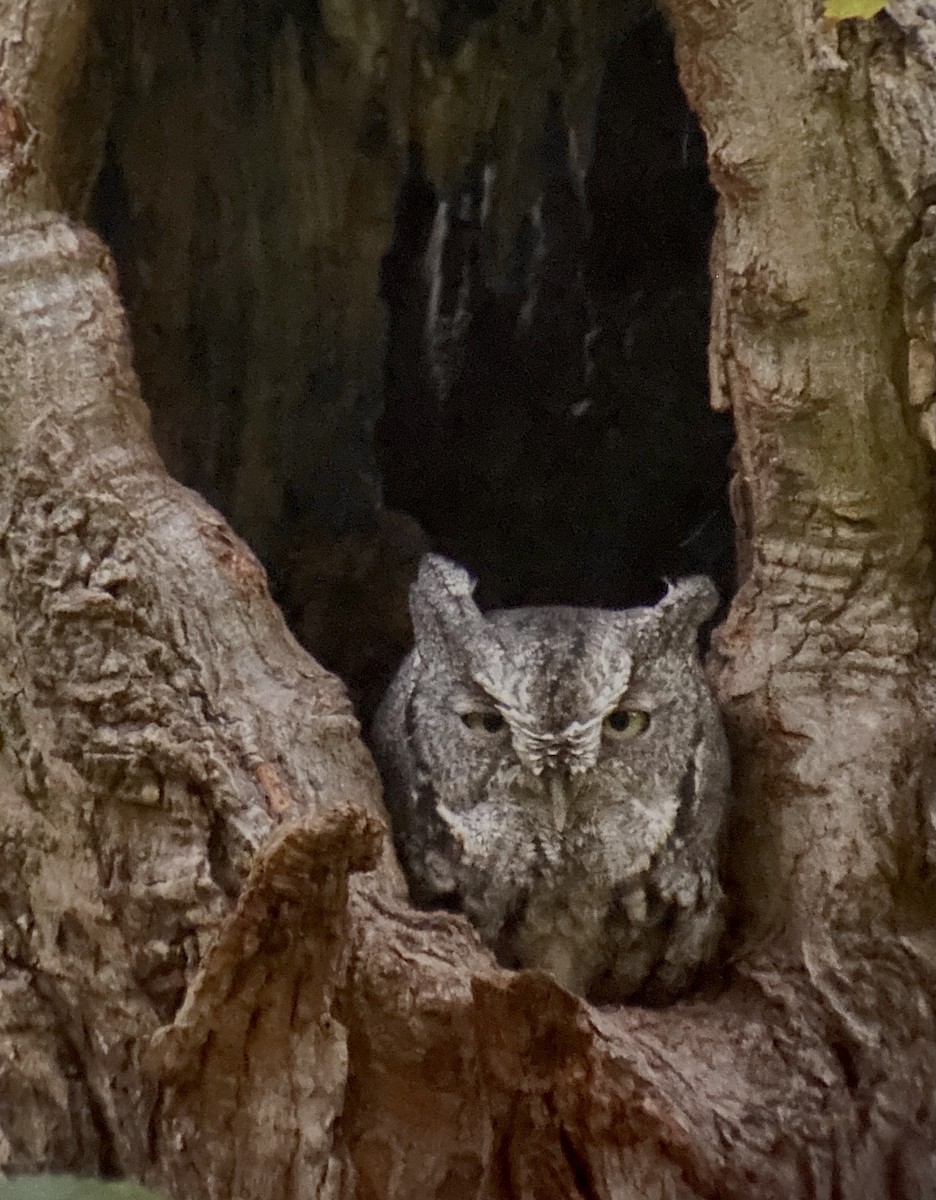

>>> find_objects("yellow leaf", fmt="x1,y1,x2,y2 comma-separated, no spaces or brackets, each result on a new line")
824,0,886,18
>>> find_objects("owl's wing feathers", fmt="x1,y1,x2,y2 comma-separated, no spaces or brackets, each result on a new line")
638,714,730,1000
372,648,471,908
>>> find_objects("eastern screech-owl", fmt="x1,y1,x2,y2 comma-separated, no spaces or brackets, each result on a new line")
371,554,730,1004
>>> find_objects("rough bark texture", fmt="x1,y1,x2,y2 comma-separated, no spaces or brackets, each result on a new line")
0,2,934,1200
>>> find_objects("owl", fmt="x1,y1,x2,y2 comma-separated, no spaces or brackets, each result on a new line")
371,554,730,1004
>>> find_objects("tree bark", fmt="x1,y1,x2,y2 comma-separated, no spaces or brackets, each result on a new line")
0,1,934,1199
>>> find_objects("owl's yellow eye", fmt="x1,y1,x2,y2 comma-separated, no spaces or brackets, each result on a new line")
460,709,506,734
604,709,650,737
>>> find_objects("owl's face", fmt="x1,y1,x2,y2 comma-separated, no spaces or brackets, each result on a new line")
407,564,721,886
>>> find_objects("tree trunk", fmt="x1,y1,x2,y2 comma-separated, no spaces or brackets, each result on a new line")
0,1,934,1198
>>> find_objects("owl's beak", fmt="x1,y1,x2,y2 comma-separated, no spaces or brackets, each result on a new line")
546,771,570,833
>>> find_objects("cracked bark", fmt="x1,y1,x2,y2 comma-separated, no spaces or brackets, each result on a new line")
0,1,934,1199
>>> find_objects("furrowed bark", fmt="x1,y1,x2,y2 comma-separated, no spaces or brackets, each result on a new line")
0,1,933,1198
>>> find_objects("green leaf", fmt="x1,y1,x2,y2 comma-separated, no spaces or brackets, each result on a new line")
823,0,886,18
0,1177,163,1200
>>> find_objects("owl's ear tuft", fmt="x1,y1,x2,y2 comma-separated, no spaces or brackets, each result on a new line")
409,554,486,665
656,575,720,642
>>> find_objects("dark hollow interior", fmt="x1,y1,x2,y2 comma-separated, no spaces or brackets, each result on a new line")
89,4,732,713
380,17,730,612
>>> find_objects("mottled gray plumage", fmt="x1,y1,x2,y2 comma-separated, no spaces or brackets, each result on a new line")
371,554,730,1004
